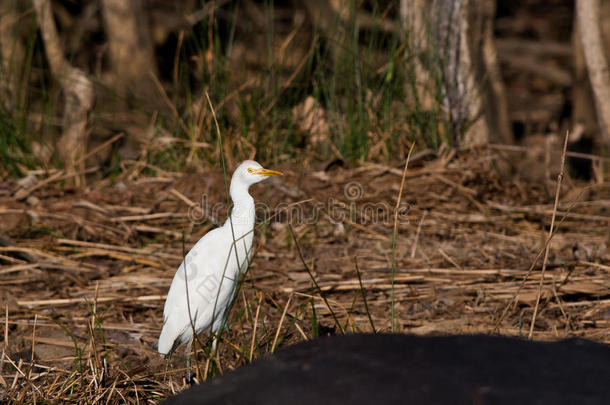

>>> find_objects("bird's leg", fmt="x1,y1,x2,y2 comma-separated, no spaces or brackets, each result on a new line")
185,335,193,384
211,335,218,356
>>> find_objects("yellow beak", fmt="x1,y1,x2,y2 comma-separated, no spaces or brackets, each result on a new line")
253,168,283,177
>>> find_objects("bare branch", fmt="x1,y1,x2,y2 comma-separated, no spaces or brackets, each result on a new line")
34,0,94,186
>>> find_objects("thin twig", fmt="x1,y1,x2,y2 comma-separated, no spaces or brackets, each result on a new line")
1,305,8,376
354,257,376,333
288,224,344,333
271,293,293,352
181,231,202,382
249,293,263,362
28,314,37,380
204,90,242,348
493,185,593,331
391,143,415,331
74,132,125,166
528,131,569,339
410,211,426,258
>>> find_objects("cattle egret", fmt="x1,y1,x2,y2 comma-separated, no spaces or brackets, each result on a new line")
158,161,282,362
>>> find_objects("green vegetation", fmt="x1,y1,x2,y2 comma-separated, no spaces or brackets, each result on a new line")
0,2,448,177
0,108,29,176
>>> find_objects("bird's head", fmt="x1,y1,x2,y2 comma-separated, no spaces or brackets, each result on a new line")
233,160,283,188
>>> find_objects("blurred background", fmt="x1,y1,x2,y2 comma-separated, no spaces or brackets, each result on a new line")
2,2,610,402
1,0,607,181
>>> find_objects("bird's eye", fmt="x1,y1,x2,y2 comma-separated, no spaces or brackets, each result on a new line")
247,168,254,174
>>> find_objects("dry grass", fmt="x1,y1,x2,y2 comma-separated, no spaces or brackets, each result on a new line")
0,146,609,403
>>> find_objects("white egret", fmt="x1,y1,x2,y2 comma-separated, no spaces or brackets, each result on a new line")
158,160,282,363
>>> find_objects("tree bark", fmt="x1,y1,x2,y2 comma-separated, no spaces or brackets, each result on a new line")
0,0,24,108
101,0,157,99
480,0,512,145
34,0,94,186
401,0,512,146
575,0,610,146
400,0,437,111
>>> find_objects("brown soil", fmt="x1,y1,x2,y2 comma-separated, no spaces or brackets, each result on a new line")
0,147,609,402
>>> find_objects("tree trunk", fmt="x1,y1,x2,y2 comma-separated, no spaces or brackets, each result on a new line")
0,0,24,108
101,0,158,99
34,0,94,186
575,0,610,147
401,0,512,146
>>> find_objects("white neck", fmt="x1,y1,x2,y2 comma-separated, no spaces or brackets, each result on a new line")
226,187,255,271
228,184,255,233
230,180,252,203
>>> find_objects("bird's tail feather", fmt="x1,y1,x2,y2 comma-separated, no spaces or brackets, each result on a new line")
158,322,182,356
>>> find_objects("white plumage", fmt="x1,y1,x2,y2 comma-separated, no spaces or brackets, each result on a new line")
158,160,282,356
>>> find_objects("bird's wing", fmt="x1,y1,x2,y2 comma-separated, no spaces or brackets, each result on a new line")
160,226,239,345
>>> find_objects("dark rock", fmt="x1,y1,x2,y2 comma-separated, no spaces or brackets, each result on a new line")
163,333,610,405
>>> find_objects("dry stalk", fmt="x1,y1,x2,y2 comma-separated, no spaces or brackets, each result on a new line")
528,131,570,339
354,257,376,333
2,143,609,401
410,211,426,258
391,143,415,331
249,293,264,362
28,314,37,380
493,184,595,332
271,293,293,352
1,305,8,377
288,224,344,333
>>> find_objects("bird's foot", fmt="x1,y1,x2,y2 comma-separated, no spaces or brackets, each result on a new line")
185,367,195,385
